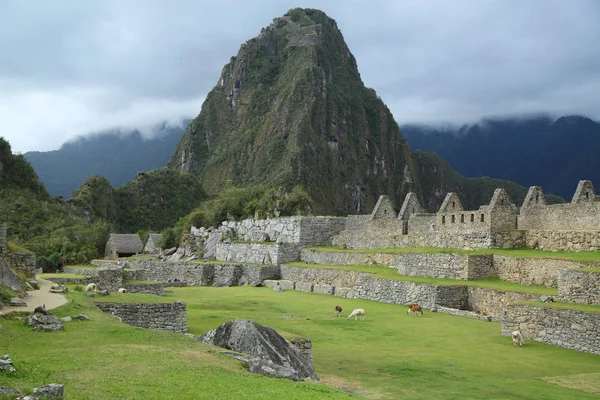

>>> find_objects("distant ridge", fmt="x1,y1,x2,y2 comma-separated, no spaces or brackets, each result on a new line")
25,121,188,198
402,115,600,200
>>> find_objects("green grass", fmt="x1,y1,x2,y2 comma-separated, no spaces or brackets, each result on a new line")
3,287,598,399
307,246,600,264
285,262,558,295
6,241,33,253
38,273,88,280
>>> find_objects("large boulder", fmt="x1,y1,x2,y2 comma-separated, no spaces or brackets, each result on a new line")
25,313,64,332
33,383,64,399
198,320,318,381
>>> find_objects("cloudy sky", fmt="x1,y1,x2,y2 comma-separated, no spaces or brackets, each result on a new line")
2,0,599,153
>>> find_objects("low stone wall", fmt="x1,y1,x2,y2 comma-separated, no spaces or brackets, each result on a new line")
44,276,93,285
123,259,279,287
494,256,583,288
1,252,36,277
333,230,524,251
215,242,301,265
466,287,539,319
95,301,187,333
558,269,600,304
300,250,495,280
502,304,600,355
123,283,164,295
525,230,600,252
63,267,99,277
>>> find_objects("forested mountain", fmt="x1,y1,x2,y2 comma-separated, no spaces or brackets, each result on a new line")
402,115,600,200
25,121,187,198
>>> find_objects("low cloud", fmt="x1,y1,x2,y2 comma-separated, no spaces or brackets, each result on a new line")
1,0,599,152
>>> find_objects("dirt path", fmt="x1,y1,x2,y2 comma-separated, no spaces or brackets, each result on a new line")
1,278,68,314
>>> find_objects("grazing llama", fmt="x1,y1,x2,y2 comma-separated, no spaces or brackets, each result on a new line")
407,303,423,316
85,283,97,292
335,305,343,317
347,308,365,321
117,288,128,294
512,330,524,347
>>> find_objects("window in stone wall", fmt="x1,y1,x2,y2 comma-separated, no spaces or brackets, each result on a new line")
470,214,474,222
481,214,485,222
451,215,455,223
452,201,455,209
461,214,465,223
442,216,446,224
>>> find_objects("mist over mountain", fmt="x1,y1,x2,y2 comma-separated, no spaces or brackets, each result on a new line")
25,121,188,198
402,115,600,200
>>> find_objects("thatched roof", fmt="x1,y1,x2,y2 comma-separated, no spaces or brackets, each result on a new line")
147,233,162,245
107,234,143,254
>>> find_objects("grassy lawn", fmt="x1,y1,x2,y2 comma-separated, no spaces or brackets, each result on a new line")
5,286,598,399
285,262,557,295
307,246,600,264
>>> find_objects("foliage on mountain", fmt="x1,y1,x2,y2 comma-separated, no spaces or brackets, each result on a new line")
169,8,420,215
403,115,600,200
69,174,118,222
115,168,206,233
0,137,110,271
413,151,564,212
24,121,187,198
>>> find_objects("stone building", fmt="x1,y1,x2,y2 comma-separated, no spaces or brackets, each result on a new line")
104,234,143,259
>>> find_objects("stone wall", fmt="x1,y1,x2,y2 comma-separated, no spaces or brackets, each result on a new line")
96,266,124,292
1,253,36,277
63,267,99,277
493,256,583,287
123,259,279,287
407,214,436,234
215,242,301,265
466,287,538,320
333,228,524,251
300,250,495,281
0,223,6,254
502,304,600,355
524,230,600,252
558,269,600,304
0,259,26,295
123,282,164,295
95,301,187,333
519,202,600,231
206,216,346,246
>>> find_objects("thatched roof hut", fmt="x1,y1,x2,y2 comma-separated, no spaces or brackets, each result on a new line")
143,233,162,253
104,234,143,259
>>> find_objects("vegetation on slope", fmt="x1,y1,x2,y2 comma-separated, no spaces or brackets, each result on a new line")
0,138,110,270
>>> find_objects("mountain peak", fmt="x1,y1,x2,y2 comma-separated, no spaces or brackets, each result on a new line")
169,8,418,214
